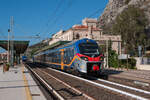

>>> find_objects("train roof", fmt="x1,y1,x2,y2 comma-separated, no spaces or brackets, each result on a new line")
35,38,97,55
54,38,97,49
75,38,97,45
35,41,71,54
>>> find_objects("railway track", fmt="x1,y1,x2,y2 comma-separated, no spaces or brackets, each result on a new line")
103,69,150,91
25,62,150,100
25,63,94,100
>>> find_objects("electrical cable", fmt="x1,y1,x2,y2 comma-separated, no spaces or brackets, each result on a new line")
39,0,66,38
43,0,74,39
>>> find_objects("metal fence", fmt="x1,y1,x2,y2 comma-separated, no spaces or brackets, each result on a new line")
141,57,150,65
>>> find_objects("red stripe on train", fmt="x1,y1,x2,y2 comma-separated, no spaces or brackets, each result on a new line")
76,53,103,61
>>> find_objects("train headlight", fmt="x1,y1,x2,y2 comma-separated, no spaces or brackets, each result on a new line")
80,57,88,61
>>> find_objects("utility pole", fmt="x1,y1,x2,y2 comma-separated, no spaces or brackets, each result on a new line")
124,42,128,70
7,27,10,63
106,40,109,68
10,16,14,67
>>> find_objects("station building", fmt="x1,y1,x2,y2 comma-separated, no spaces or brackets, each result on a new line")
49,18,122,54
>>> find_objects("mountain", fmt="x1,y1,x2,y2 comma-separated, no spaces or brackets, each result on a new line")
98,0,150,32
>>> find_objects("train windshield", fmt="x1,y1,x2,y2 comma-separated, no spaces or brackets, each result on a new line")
79,43,100,57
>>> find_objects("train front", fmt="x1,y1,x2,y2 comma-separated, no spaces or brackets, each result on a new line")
75,39,104,75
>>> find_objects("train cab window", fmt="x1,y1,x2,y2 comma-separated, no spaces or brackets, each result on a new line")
79,43,100,57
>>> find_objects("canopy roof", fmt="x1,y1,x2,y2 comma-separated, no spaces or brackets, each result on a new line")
0,40,29,54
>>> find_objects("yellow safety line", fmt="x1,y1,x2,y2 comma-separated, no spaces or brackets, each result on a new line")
22,66,32,100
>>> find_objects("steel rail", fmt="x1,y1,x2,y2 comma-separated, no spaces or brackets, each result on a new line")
37,68,95,100
96,78,150,94
27,66,65,100
87,75,150,94
47,68,149,100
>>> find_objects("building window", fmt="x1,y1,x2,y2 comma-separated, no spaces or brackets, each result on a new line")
76,33,80,39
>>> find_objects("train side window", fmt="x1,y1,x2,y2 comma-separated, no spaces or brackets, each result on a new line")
47,53,49,62
63,48,69,64
66,49,69,57
49,53,52,62
54,52,56,63
58,51,61,63
65,49,67,57
63,49,67,62
55,52,57,63
67,48,70,63
56,52,60,63
70,47,74,57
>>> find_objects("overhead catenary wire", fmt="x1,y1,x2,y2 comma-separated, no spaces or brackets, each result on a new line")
77,7,105,25
39,0,66,37
14,23,41,43
15,24,29,35
63,6,105,30
41,0,74,40
43,0,74,38
0,29,7,39
46,0,65,27
40,1,104,40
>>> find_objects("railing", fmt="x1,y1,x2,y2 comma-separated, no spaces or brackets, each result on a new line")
140,58,150,65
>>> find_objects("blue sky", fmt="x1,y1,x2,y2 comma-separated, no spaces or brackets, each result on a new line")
0,0,108,48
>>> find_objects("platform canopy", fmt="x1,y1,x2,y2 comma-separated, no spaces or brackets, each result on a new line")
0,40,29,54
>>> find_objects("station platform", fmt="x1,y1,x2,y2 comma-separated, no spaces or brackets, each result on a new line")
0,64,46,100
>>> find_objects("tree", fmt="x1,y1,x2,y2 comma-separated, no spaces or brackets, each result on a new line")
108,50,119,68
125,0,131,4
111,5,148,55
108,40,119,68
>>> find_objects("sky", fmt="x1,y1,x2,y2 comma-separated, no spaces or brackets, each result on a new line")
0,0,108,52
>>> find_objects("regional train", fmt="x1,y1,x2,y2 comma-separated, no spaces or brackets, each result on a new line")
22,56,27,62
34,38,104,75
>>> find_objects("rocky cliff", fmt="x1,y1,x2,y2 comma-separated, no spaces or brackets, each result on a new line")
98,0,150,30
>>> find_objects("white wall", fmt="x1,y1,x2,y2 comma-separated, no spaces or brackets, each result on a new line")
135,57,150,70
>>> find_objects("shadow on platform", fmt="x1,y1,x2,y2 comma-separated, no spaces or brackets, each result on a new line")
0,80,33,83
0,84,39,89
